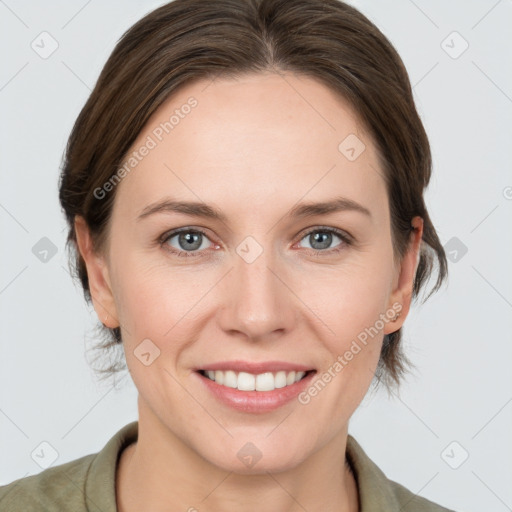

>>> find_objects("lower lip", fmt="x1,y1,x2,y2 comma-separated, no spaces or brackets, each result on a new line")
194,370,316,413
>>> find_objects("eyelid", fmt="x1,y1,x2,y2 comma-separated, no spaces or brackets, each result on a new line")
296,225,353,245
159,226,217,250
292,226,353,256
159,225,353,258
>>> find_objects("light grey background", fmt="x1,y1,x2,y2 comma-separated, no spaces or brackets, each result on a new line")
1,1,511,511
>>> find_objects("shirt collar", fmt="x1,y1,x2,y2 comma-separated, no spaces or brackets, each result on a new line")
346,434,402,510
85,421,138,511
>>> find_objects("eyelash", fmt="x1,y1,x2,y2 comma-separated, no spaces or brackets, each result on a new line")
158,226,353,259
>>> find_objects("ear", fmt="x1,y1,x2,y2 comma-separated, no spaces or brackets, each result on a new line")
384,216,423,335
74,215,119,329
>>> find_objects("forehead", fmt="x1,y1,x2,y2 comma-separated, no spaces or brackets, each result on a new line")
113,72,387,224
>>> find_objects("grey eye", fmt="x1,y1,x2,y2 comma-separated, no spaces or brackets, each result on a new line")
167,231,211,252
299,230,343,251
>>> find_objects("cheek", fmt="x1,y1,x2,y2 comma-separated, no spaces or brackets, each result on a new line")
110,245,210,331
299,256,394,340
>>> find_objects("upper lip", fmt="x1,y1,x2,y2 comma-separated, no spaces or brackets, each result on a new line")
195,360,315,374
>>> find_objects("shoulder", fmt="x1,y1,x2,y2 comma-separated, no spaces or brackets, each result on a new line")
0,421,138,512
346,434,457,512
386,477,456,512
0,453,95,511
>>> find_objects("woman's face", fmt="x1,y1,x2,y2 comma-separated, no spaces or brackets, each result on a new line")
77,71,422,473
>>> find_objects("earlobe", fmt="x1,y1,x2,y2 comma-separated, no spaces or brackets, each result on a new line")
74,216,119,329
384,216,423,334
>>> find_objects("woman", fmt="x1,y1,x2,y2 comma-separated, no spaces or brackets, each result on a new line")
0,0,454,510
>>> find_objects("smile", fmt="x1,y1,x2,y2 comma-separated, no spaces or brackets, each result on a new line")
198,369,314,392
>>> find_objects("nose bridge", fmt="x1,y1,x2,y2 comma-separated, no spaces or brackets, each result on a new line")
221,235,293,339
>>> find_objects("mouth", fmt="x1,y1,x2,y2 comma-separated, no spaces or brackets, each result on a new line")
196,369,316,392
193,362,318,413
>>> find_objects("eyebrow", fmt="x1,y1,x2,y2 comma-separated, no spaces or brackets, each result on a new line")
136,196,372,223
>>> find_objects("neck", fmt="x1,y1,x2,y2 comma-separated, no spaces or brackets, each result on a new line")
116,401,359,512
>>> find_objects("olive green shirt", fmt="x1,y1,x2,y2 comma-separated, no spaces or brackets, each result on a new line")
0,421,455,511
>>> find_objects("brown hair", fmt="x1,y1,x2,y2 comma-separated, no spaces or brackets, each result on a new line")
59,0,448,391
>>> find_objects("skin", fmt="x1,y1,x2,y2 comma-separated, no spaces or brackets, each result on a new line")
75,71,423,512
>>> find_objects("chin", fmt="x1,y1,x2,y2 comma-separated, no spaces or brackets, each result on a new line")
195,432,313,475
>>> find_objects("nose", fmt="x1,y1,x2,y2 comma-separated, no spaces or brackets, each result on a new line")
217,241,297,342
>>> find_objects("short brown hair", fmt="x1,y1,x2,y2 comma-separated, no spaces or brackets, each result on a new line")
59,0,448,391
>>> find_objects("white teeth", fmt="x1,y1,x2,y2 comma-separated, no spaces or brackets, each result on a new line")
223,370,238,389
274,371,287,389
202,369,310,391
255,372,274,391
238,372,255,391
214,370,224,385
